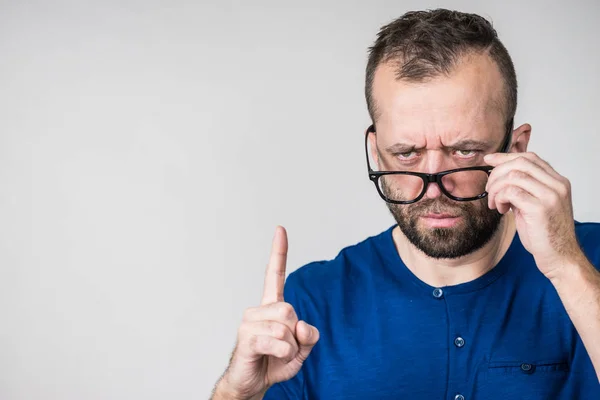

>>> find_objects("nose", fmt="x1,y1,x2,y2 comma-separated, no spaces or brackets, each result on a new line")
423,179,443,200
422,151,447,200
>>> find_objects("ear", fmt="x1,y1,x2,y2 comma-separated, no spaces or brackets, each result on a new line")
366,126,380,170
510,123,531,153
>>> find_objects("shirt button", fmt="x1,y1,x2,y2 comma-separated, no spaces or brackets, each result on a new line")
454,395,465,400
432,288,444,298
521,363,535,374
454,337,465,348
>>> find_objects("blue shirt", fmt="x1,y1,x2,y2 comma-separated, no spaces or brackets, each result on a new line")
264,222,600,399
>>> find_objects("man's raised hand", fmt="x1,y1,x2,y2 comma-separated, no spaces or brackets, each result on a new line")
215,226,319,400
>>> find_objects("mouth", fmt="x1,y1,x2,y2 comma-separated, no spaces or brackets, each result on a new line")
420,213,462,228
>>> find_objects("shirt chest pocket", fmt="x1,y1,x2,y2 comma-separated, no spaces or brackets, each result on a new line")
475,359,570,399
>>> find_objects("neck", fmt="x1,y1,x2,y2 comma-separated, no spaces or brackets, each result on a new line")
392,212,517,287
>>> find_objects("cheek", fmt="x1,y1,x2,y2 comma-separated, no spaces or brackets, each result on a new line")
388,203,410,219
465,199,496,218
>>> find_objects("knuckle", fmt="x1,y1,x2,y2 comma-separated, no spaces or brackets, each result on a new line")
508,169,526,181
238,323,261,346
277,302,296,321
557,185,568,198
513,155,528,165
278,341,295,361
253,335,270,354
246,334,259,353
547,192,560,207
237,322,249,338
508,186,522,197
497,187,509,198
561,178,572,193
242,307,255,322
269,322,287,340
238,320,260,341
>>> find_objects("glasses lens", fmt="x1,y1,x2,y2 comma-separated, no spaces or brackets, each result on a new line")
440,169,489,199
378,174,425,202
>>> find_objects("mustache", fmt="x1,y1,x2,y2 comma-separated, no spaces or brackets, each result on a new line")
408,197,473,215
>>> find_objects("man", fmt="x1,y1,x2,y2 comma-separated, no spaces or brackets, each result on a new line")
212,9,600,399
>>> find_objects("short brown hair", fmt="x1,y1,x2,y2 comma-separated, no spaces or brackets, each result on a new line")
365,9,517,124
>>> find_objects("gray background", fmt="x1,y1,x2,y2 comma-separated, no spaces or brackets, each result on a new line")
0,0,598,399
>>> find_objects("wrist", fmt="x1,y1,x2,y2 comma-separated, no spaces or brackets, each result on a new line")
213,377,243,400
547,253,599,308
548,255,600,324
213,375,267,400
545,251,588,286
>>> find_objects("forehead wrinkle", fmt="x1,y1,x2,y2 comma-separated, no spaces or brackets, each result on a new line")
380,122,497,154
377,98,498,146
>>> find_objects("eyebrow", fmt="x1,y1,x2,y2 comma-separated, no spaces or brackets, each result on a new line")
384,143,416,154
447,139,496,149
384,139,495,154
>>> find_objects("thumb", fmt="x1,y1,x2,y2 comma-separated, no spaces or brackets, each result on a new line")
295,320,319,363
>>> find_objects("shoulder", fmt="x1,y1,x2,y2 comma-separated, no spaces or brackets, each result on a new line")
574,221,600,241
284,226,394,297
574,221,600,264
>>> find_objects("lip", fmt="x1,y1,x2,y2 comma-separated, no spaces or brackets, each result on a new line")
422,213,457,219
420,214,462,228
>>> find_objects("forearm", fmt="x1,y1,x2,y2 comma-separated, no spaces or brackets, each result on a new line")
550,253,600,381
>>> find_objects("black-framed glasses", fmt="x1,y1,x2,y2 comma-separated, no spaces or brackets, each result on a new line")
365,119,514,204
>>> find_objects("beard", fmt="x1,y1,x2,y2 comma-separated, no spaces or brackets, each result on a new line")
385,190,503,259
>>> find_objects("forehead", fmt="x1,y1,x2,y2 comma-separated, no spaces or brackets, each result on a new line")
371,53,506,146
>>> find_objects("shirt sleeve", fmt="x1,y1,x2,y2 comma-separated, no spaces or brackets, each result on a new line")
263,380,301,400
262,271,306,399
576,222,600,269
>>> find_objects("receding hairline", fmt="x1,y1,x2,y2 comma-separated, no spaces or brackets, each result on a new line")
368,48,510,124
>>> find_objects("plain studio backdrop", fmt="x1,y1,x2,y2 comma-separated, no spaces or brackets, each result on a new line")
0,0,598,398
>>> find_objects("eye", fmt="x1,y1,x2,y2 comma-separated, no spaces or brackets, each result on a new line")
396,151,418,160
455,149,478,158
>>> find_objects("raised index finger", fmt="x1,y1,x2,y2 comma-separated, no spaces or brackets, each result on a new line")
261,226,288,305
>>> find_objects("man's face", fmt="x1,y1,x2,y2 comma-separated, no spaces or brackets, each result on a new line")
370,54,508,259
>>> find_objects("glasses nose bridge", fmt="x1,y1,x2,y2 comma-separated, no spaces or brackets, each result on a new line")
423,172,444,186
420,172,446,196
